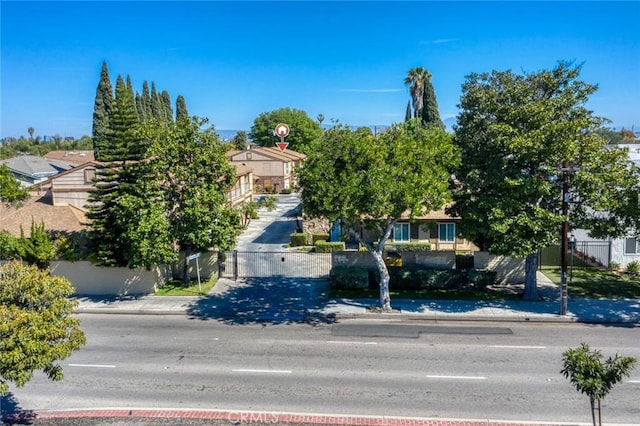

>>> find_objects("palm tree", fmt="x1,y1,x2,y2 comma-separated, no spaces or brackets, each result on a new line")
27,127,35,140
317,113,324,126
404,67,431,119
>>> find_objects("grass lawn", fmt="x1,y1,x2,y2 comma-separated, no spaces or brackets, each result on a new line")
541,267,640,299
329,287,521,301
154,277,217,296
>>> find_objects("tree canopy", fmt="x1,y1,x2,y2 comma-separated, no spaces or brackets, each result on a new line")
449,61,640,299
299,120,459,310
0,261,86,396
249,107,322,154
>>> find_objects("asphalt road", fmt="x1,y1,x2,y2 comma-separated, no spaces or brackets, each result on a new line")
4,315,640,424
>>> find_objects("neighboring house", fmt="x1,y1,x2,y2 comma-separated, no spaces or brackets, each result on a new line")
227,164,255,207
0,155,77,187
227,147,306,192
43,150,95,165
350,207,479,253
32,161,97,208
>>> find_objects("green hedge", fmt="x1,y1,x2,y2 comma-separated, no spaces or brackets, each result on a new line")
385,243,431,252
315,240,345,253
329,266,369,290
290,233,308,247
311,233,330,244
369,267,497,291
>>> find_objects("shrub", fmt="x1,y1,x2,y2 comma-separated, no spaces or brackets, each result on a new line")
329,266,369,290
280,188,292,194
290,233,308,247
315,240,345,253
608,261,621,272
386,243,431,252
0,230,25,260
465,269,497,290
455,254,474,269
626,260,640,275
311,233,330,245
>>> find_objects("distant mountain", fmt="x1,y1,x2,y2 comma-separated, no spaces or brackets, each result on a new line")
216,129,244,141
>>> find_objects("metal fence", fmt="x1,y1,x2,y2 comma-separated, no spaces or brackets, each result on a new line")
220,251,332,280
539,241,611,269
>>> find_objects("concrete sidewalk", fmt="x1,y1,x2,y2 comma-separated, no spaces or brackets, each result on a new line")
73,273,640,324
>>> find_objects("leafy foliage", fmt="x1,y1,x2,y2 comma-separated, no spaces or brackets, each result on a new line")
0,164,29,207
0,261,86,396
250,107,322,153
561,343,636,426
231,130,249,150
449,61,640,297
299,122,459,310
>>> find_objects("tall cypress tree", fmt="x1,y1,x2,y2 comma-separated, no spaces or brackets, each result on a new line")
92,61,114,160
405,101,412,123
421,75,445,130
141,81,153,121
150,82,162,120
160,90,173,122
87,75,144,266
176,95,189,121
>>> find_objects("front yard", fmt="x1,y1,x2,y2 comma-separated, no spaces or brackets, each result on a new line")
541,267,640,299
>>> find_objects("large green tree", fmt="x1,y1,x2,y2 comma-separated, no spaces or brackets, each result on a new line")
91,60,114,159
449,61,640,300
249,108,322,153
137,117,240,282
299,121,459,310
176,95,189,121
0,164,29,207
231,130,248,150
0,261,86,396
421,74,445,130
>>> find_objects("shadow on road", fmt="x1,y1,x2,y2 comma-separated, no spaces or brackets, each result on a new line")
1,392,36,425
186,277,337,325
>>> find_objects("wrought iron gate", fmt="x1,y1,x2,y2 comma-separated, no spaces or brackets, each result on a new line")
220,251,332,280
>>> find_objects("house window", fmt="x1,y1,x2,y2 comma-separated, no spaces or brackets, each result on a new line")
246,152,252,160
393,222,410,242
438,222,455,242
625,237,640,254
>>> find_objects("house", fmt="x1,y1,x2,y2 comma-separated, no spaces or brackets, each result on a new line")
226,147,306,192
33,161,98,208
227,163,255,207
346,206,479,253
0,155,77,187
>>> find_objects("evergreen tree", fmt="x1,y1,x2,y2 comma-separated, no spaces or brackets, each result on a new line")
176,95,189,121
92,61,114,160
150,82,162,120
87,75,144,267
141,81,153,121
405,101,412,122
160,90,173,122
421,75,445,130
135,92,145,122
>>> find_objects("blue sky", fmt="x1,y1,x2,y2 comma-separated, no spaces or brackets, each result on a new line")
1,1,639,139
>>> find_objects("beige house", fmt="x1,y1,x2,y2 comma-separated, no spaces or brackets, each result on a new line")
227,147,306,192
357,207,478,253
33,161,98,208
227,164,254,207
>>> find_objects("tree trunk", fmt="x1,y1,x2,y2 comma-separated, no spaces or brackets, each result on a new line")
597,398,602,426
183,244,191,286
372,250,392,311
590,397,597,426
522,253,539,300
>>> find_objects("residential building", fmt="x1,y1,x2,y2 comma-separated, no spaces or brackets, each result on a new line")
0,155,77,187
227,147,306,192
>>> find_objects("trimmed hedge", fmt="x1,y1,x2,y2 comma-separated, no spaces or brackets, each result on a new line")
330,266,369,290
369,267,497,291
290,233,308,247
385,243,431,252
311,233,330,244
315,240,345,253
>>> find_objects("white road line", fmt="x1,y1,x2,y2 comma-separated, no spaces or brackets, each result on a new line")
426,375,487,380
232,369,292,374
491,345,546,349
69,364,116,368
328,341,378,345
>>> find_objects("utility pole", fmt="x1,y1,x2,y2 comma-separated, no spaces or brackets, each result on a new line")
560,160,570,315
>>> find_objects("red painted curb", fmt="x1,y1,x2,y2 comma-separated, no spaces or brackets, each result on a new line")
29,409,567,426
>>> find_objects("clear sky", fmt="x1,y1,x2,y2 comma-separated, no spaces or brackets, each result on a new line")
1,1,639,139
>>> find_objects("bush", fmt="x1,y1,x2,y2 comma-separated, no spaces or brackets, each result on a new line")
311,233,330,244
385,267,496,291
0,230,25,260
329,266,369,290
465,269,497,290
315,240,345,253
280,188,292,194
290,233,308,247
386,243,431,252
608,261,621,272
455,254,474,269
626,260,640,275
